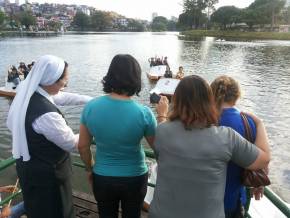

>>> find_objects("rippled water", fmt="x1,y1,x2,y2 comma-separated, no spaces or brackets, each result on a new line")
0,33,290,203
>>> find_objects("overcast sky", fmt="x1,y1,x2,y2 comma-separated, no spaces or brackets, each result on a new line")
17,0,255,20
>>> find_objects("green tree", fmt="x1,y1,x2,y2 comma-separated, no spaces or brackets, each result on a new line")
0,11,6,28
127,19,145,32
167,19,177,31
47,20,62,31
211,6,242,29
280,6,290,24
247,0,285,30
182,0,219,28
241,9,258,29
91,11,113,31
17,11,36,29
72,11,90,30
151,16,168,31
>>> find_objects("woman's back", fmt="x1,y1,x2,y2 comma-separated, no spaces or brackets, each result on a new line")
81,95,156,177
149,120,258,218
220,107,256,212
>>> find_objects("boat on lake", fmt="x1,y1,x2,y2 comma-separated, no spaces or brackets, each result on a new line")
147,65,167,82
150,78,180,97
0,78,17,98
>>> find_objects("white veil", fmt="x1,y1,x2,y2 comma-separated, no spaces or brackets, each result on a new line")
7,55,65,161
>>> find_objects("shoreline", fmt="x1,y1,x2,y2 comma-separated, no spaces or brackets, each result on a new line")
0,30,62,37
179,30,290,41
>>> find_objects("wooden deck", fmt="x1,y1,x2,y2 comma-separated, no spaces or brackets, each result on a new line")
73,191,148,218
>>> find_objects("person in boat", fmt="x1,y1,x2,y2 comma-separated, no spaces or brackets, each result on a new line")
149,75,270,218
162,56,169,67
156,57,163,66
211,75,267,218
6,55,92,218
148,57,156,67
24,61,35,79
7,66,20,88
18,62,29,79
78,54,164,218
164,66,173,78
0,185,25,218
175,66,184,80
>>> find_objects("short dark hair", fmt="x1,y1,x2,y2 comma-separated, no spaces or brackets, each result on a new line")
169,75,218,129
102,54,141,96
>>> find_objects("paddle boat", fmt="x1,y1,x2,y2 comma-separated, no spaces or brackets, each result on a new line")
150,78,180,98
0,78,17,98
147,65,167,82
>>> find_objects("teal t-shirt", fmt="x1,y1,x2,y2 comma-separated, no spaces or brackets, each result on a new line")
80,95,157,177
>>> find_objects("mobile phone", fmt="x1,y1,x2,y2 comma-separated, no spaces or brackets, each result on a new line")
150,92,161,104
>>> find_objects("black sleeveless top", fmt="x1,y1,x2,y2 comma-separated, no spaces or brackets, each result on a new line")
25,92,69,166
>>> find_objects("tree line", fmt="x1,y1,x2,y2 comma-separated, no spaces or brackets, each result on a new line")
72,11,178,32
178,0,289,31
1,0,290,32
0,11,39,30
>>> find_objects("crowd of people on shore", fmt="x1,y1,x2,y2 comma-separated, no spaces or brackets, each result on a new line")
7,62,35,89
1,54,270,218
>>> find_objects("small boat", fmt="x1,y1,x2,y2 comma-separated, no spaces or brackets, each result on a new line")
150,78,180,97
0,79,17,98
0,87,16,98
147,65,167,82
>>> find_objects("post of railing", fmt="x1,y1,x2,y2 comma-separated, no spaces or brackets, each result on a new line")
264,187,290,217
0,157,20,207
0,157,16,171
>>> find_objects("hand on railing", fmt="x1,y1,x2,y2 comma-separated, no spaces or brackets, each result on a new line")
250,186,264,200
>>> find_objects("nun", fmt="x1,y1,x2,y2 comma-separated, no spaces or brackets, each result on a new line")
7,55,92,218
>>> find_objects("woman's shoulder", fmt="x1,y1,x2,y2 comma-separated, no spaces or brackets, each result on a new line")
211,125,236,137
83,95,107,111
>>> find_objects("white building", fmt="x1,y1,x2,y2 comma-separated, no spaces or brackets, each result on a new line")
286,0,290,7
152,12,158,21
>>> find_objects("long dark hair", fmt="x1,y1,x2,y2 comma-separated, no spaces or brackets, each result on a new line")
169,75,218,129
102,54,142,96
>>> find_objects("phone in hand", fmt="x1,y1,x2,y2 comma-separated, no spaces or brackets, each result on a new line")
150,93,161,104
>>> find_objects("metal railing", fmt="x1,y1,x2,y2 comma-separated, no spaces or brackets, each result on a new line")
1,150,289,218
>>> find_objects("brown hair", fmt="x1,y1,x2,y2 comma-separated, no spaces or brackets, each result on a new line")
169,75,218,129
210,75,241,112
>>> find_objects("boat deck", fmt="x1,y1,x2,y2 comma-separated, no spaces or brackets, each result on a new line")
17,191,148,218
74,191,148,218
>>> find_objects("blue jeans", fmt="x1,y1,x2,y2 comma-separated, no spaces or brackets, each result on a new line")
8,202,25,218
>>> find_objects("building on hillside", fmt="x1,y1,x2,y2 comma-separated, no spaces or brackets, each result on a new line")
152,12,158,21
77,5,90,15
279,25,290,32
115,18,128,27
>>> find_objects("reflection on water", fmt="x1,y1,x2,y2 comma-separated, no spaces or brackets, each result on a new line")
0,33,290,202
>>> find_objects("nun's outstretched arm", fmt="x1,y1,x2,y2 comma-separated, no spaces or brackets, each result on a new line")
53,91,93,106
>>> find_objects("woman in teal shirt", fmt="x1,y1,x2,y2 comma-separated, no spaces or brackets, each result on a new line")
78,54,158,218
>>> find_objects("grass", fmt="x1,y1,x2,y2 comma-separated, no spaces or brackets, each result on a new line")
180,30,290,41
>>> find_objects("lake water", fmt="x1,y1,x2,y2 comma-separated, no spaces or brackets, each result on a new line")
0,32,290,203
